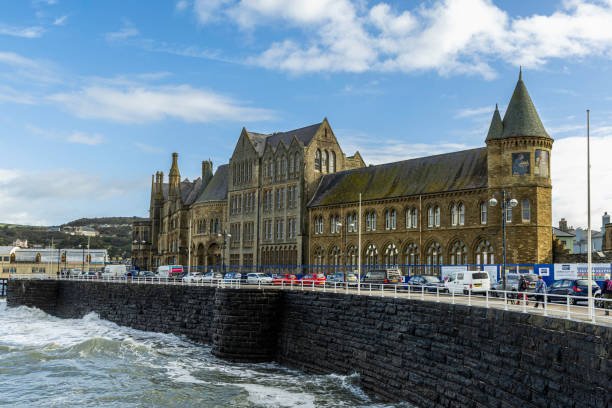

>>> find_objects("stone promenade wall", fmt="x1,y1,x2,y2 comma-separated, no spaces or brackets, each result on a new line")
7,280,611,408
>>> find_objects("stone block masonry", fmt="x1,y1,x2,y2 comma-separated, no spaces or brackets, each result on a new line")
7,280,611,408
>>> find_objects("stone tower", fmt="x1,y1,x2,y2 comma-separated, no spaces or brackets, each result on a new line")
485,71,554,263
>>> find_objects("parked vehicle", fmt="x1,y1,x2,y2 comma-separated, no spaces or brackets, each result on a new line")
139,271,155,277
201,272,224,282
299,273,327,286
490,273,538,297
546,279,602,304
246,273,272,285
406,275,444,292
444,271,491,294
69,268,83,276
156,265,183,279
183,273,203,283
362,269,402,286
223,272,245,282
272,274,300,286
326,272,345,283
87,270,100,279
102,264,128,279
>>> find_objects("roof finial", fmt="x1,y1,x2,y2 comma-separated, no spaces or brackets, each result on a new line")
519,66,522,80
495,103,499,111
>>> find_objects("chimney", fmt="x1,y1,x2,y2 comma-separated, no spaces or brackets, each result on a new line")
559,218,568,232
202,160,212,180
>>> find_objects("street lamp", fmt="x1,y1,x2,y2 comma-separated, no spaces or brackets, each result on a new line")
488,189,518,290
217,230,231,273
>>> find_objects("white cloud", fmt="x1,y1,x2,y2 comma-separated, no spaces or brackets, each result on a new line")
134,142,162,153
48,84,275,123
0,24,44,38
0,85,37,104
191,0,612,77
67,131,104,145
0,168,140,225
455,106,495,119
53,15,68,26
552,133,612,228
105,26,139,41
176,0,190,12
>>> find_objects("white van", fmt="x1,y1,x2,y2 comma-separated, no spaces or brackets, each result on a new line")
102,264,128,278
156,265,183,279
445,271,491,294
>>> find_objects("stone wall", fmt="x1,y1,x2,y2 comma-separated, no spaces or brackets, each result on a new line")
7,280,611,408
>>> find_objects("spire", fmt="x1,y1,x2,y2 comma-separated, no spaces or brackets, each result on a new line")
169,152,180,187
501,70,550,139
485,104,503,141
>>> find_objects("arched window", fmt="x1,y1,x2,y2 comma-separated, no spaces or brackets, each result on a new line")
458,203,465,226
315,149,321,171
314,247,325,273
406,209,412,229
391,209,396,229
347,246,357,267
330,216,337,234
428,206,434,227
480,202,487,224
449,241,467,265
282,156,287,178
365,244,378,266
294,153,300,175
451,203,458,226
384,243,398,266
347,213,354,232
276,158,281,179
329,246,341,266
405,243,419,266
330,151,336,173
322,150,328,172
434,206,440,227
385,210,391,230
426,242,442,266
352,212,358,232
371,211,376,231
366,212,371,231
412,208,418,228
476,240,494,265
522,199,531,222
289,154,294,175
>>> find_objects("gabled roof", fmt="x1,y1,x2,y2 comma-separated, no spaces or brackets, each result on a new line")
180,177,202,205
553,227,575,238
247,122,322,157
195,164,228,203
309,147,488,207
501,71,550,139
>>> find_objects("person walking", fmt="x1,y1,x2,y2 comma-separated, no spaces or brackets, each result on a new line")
518,276,529,306
534,275,547,309
602,277,612,316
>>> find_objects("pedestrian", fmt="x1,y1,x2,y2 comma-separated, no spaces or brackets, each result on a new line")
602,277,612,316
518,276,529,306
534,275,547,309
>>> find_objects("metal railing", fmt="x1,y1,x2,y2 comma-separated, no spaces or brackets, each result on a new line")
8,274,611,326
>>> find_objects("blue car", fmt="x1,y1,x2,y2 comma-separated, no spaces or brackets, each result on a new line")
546,279,602,304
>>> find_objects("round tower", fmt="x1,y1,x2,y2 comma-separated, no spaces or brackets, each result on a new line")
485,71,553,264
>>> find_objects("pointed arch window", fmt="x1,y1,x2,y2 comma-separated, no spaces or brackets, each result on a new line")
428,206,434,228
449,241,467,265
405,243,419,266
406,208,412,229
315,149,321,171
384,243,398,266
480,202,487,224
322,150,328,172
476,240,494,265
289,154,294,175
330,151,336,173
365,244,378,266
426,241,442,267
458,203,465,225
412,208,418,228
294,153,300,175
347,246,357,267
451,204,458,226
366,212,371,231
434,206,440,227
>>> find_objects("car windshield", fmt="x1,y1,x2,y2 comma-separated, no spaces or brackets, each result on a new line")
303,275,313,279
472,273,489,280
423,276,440,283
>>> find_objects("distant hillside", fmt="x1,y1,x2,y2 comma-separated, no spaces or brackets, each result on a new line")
0,217,144,259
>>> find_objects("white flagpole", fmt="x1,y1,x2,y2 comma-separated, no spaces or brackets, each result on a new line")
587,110,594,321
358,193,362,295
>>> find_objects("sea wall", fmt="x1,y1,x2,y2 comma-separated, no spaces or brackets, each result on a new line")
7,280,611,408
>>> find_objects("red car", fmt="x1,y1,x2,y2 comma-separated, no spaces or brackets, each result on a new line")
272,274,299,286
299,273,327,286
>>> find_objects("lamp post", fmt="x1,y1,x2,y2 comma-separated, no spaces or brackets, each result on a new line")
488,189,518,290
217,230,231,273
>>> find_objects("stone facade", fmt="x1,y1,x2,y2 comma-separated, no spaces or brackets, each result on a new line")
133,73,553,271
308,74,553,269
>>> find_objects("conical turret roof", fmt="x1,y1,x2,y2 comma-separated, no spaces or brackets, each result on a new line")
486,104,503,141
501,71,550,139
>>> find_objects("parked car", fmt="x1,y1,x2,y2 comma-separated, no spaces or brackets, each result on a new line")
246,273,273,285
299,273,327,286
546,279,602,304
444,271,491,294
201,272,224,282
102,264,128,279
139,271,155,277
183,273,203,283
406,275,444,292
272,274,300,286
490,273,538,297
326,272,345,283
362,269,402,286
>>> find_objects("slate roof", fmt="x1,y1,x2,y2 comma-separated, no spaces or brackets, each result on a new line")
309,147,488,207
486,105,503,141
195,164,229,203
180,178,203,205
247,122,321,156
553,227,575,238
501,72,550,139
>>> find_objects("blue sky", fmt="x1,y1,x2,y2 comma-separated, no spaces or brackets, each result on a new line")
1,0,612,229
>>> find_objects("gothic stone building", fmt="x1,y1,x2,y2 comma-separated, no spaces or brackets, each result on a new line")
309,72,553,269
132,73,553,271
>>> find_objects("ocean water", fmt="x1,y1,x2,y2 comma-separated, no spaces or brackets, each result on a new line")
0,300,413,408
